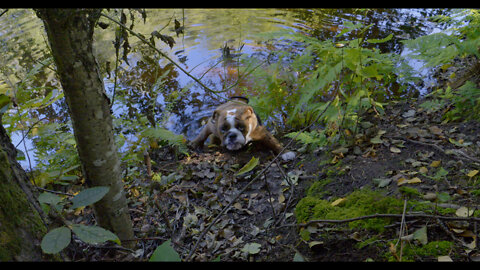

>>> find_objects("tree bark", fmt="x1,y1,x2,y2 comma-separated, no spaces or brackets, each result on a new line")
0,116,47,261
36,9,134,247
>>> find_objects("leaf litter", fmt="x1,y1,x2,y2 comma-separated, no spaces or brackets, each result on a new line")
59,100,480,262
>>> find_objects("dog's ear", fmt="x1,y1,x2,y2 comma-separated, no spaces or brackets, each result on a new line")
245,107,254,117
211,109,220,124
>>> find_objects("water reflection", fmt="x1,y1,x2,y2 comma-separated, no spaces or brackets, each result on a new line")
0,8,451,169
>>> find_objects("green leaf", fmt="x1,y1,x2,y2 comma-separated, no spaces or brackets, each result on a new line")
236,156,259,176
412,226,428,245
71,224,120,245
41,226,71,254
0,94,10,114
38,192,62,206
367,33,393,44
149,240,181,262
71,186,109,209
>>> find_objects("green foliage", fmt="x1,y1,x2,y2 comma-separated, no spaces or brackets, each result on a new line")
149,239,181,261
141,126,188,155
443,81,480,121
386,241,453,261
404,9,480,121
38,186,121,255
244,22,394,148
403,9,480,68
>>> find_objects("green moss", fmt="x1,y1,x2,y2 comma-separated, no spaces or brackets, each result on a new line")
306,178,331,198
398,186,421,198
295,189,405,232
0,146,46,260
386,241,453,261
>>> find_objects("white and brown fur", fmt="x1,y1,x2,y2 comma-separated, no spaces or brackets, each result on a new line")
189,97,295,161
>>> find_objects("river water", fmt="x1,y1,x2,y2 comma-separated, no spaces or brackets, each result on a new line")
0,8,452,169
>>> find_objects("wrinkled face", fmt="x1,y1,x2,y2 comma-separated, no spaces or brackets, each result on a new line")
214,107,256,151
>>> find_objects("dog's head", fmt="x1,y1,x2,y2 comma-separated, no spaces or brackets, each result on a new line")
212,104,258,151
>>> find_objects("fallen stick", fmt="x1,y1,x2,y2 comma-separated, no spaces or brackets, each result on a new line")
293,212,480,228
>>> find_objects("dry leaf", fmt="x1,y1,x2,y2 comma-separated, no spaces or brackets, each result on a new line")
278,194,286,204
390,146,401,153
331,198,346,206
408,177,422,184
397,177,421,186
455,206,474,217
419,167,428,174
467,170,479,177
429,126,443,136
438,256,453,262
430,160,441,168
396,177,408,186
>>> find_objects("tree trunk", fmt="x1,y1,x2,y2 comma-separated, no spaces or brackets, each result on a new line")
36,9,134,247
0,116,48,261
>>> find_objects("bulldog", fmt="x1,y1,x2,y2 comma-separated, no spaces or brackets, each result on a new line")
189,97,296,161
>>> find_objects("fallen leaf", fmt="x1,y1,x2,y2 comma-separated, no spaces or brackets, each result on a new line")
438,256,453,262
236,156,259,176
402,109,416,118
429,126,443,136
390,146,401,153
408,177,422,184
373,178,392,188
332,146,349,154
241,242,261,255
467,170,479,178
331,198,346,206
456,206,475,217
419,166,428,174
412,226,428,245
397,177,421,186
308,241,324,248
430,160,441,168
397,177,408,186
278,194,286,204
423,192,437,201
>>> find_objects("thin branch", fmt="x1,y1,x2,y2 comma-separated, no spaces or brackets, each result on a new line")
100,13,226,98
293,213,480,228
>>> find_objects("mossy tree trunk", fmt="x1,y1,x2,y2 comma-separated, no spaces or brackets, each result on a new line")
0,116,47,261
35,9,134,247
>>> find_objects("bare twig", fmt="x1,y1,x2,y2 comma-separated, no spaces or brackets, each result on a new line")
397,199,407,261
289,212,480,228
388,136,480,164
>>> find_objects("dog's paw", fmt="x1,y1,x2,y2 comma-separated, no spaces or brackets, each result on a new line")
281,151,296,161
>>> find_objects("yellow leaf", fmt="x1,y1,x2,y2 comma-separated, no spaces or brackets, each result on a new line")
408,177,422,184
397,177,408,186
331,198,346,206
430,160,441,168
419,167,428,174
467,170,479,178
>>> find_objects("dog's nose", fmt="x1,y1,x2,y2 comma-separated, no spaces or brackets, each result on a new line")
228,133,237,140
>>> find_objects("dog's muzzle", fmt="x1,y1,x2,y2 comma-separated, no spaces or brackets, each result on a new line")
224,130,245,150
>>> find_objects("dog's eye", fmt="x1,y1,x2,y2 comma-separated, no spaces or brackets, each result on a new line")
236,124,245,132
221,125,229,133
